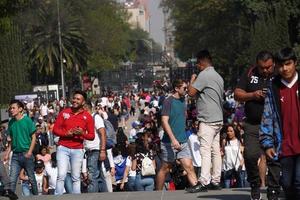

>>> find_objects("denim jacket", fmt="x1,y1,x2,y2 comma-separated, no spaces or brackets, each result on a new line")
259,76,283,160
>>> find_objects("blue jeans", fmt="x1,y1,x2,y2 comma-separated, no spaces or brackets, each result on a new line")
10,152,38,195
135,174,154,191
223,169,246,188
21,181,32,196
55,145,84,195
238,170,247,188
280,155,300,199
127,176,136,191
86,150,107,193
223,169,235,188
64,173,73,194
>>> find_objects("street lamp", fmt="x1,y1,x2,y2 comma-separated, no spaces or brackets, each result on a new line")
57,0,66,99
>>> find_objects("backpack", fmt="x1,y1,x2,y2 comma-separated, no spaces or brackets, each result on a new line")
141,153,155,176
93,114,117,149
103,119,117,148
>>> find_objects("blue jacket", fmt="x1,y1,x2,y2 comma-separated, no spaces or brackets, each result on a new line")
259,76,283,160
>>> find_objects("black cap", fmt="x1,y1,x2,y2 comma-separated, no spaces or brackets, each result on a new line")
35,159,45,169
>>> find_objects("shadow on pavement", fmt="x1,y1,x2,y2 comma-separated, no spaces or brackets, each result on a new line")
198,194,249,200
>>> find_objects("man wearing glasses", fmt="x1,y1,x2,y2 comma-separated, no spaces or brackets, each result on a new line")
156,79,201,192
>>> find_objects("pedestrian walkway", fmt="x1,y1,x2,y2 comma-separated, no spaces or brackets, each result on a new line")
14,188,283,200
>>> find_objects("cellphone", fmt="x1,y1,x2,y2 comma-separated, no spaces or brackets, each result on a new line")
262,88,268,94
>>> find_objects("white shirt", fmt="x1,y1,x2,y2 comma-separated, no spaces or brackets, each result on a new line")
129,128,137,140
44,163,58,190
40,104,48,117
35,173,44,195
222,139,243,171
84,113,105,150
126,156,136,177
152,100,159,108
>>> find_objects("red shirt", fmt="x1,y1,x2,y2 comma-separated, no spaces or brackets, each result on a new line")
53,108,95,149
280,82,300,157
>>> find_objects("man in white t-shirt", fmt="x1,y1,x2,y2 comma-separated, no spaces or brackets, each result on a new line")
84,101,107,193
40,103,48,119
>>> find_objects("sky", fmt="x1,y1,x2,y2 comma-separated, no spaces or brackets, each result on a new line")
148,0,165,47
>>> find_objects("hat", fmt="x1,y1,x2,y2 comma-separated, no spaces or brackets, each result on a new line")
35,160,45,169
132,121,142,128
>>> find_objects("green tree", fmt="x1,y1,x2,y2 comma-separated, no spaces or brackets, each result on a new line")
0,23,30,105
0,0,31,105
162,0,300,87
70,0,132,71
20,0,88,81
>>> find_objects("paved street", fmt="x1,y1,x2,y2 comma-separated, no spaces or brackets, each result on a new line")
7,188,285,200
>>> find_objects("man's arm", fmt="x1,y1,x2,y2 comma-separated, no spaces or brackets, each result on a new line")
25,132,36,158
98,127,107,161
188,74,198,97
234,88,265,102
162,115,181,150
81,115,95,141
259,91,276,159
53,112,70,137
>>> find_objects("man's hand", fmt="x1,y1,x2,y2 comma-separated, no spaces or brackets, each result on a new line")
190,74,197,84
252,90,266,101
24,151,32,159
120,182,125,190
67,127,83,136
99,151,106,161
3,153,9,163
73,127,83,135
110,167,116,176
171,138,181,151
265,148,276,159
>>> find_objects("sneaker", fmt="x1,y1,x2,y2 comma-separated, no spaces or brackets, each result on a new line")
2,189,18,200
250,187,262,200
208,182,222,190
185,183,208,193
267,189,279,200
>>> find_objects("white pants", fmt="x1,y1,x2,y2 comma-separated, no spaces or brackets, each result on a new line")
198,122,222,185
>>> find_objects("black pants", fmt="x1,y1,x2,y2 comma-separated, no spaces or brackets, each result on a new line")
244,123,263,187
243,122,281,193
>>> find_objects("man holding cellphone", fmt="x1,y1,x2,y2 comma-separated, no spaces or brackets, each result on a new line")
234,51,275,200
53,91,95,194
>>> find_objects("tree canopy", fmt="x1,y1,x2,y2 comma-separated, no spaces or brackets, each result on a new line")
162,0,300,87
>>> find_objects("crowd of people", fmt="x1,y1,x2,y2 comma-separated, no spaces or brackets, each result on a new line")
0,47,299,200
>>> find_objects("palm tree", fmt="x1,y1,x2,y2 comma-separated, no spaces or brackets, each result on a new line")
23,0,88,80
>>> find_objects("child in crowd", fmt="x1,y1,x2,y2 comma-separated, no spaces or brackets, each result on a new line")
112,145,128,191
222,124,246,188
186,120,201,179
36,145,51,165
132,131,156,191
44,152,58,194
34,160,47,195
120,144,136,191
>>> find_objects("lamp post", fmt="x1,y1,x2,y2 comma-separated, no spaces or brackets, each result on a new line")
57,0,66,99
